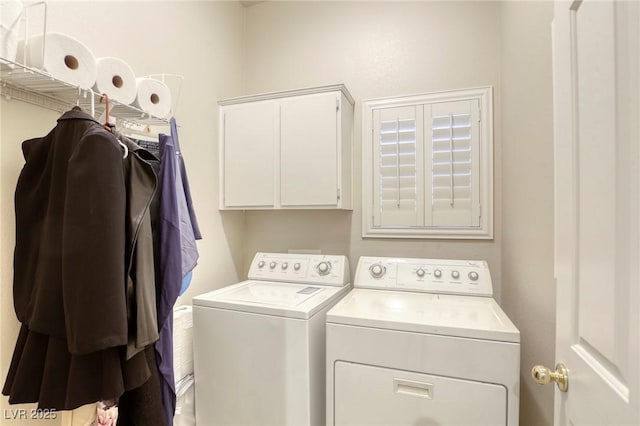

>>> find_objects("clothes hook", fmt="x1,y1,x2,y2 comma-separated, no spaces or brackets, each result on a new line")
99,93,128,159
99,93,111,129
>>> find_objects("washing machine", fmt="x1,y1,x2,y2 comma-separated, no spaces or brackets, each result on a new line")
326,256,520,426
193,252,350,426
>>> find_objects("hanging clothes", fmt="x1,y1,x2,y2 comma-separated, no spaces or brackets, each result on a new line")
116,345,166,426
154,118,202,426
116,134,167,426
174,118,202,295
2,108,159,409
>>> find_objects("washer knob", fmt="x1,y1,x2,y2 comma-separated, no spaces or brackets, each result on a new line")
269,261,277,270
317,261,331,275
416,268,426,278
282,262,289,270
434,269,442,279
452,270,460,279
294,263,301,271
469,271,479,281
258,261,265,268
370,263,386,278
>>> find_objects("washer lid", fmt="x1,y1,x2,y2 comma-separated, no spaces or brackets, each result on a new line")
326,289,520,343
193,280,351,319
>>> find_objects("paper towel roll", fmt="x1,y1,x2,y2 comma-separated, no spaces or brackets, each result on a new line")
0,0,24,63
94,57,137,105
19,32,97,90
134,77,172,118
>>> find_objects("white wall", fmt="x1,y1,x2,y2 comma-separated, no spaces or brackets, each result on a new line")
0,2,246,424
0,2,556,425
241,1,555,425
500,2,555,425
242,0,504,299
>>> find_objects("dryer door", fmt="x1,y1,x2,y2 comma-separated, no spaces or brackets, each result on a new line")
334,361,507,426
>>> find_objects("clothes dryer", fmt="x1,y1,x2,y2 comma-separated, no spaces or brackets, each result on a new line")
326,257,520,426
193,252,350,426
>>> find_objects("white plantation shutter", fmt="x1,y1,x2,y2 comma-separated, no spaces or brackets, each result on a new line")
362,87,492,238
373,106,424,226
426,100,481,227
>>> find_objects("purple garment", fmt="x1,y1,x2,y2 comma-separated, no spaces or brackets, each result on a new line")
154,118,201,426
173,119,201,282
155,133,181,426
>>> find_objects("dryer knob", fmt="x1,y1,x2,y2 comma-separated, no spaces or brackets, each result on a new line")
452,270,460,280
434,269,443,279
282,262,289,270
258,261,265,268
469,271,479,281
294,263,301,271
317,261,331,275
416,268,426,278
370,264,386,278
269,261,277,270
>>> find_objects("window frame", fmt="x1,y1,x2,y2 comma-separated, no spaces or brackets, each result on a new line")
362,86,494,239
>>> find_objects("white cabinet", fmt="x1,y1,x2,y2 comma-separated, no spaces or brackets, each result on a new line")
223,101,276,208
219,85,353,210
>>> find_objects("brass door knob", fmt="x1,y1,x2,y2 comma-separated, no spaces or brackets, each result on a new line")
532,363,569,392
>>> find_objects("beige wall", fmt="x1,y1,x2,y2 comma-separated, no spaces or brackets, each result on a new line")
1,1,556,425
0,2,246,424
241,1,555,425
500,2,555,425
242,0,505,298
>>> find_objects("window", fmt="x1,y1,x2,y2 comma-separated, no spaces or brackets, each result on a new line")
363,87,493,239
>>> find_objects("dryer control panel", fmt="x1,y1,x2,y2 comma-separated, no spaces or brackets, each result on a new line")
248,252,350,287
354,257,493,297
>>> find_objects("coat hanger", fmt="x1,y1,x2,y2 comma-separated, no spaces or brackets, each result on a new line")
99,93,128,159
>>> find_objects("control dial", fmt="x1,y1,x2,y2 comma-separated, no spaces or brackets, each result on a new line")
258,261,265,268
281,262,289,270
469,271,479,281
416,268,426,278
294,263,301,271
451,270,460,280
433,269,442,279
269,261,277,270
369,263,386,279
317,261,332,276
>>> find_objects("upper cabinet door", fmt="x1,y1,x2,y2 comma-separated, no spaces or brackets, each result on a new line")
280,92,339,206
223,101,276,207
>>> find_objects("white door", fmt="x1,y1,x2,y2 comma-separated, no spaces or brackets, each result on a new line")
280,92,339,206
550,0,639,424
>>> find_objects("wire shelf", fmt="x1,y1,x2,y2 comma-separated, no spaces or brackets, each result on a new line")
0,57,176,126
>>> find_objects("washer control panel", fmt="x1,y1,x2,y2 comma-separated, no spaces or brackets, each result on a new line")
248,252,350,287
355,256,493,296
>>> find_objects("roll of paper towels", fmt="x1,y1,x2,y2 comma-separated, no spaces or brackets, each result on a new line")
19,32,97,90
134,77,172,118
0,0,24,63
94,57,137,105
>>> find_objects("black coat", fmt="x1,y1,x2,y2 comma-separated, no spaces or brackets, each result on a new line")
3,108,159,409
